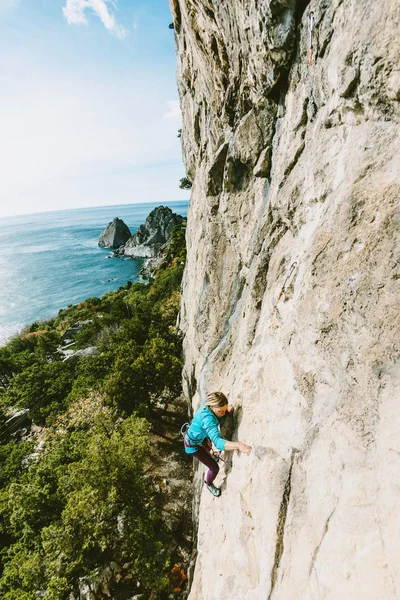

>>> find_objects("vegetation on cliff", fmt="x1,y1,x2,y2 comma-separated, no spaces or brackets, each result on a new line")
0,223,190,599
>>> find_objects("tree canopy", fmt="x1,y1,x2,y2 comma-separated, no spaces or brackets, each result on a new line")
0,223,189,599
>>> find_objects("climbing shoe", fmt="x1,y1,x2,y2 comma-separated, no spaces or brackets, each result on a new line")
204,482,221,497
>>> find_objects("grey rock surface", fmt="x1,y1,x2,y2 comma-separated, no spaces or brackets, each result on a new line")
98,217,131,248
5,409,31,431
139,256,164,279
124,206,184,258
62,346,99,362
170,0,400,598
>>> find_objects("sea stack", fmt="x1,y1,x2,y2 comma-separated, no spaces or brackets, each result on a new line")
98,218,131,248
123,206,184,258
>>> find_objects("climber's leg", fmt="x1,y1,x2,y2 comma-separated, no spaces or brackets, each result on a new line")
192,446,220,485
201,437,212,454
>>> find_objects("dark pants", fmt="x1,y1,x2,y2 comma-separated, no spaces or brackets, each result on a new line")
184,437,220,485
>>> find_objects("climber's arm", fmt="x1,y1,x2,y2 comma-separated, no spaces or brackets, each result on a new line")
224,440,252,454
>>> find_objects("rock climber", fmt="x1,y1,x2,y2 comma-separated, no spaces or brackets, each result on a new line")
183,391,252,497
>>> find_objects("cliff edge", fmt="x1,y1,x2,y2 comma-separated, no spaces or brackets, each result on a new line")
170,0,400,598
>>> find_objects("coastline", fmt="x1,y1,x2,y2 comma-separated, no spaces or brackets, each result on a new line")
0,201,189,347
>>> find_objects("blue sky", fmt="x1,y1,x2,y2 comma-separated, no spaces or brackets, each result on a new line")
0,0,188,217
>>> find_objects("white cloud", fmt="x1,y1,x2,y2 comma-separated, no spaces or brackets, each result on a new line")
63,0,127,39
163,100,181,120
0,0,19,14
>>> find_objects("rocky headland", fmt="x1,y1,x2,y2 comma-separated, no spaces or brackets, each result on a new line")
122,205,185,258
100,207,185,266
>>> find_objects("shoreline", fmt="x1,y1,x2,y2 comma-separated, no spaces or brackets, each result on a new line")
0,202,188,348
0,263,147,348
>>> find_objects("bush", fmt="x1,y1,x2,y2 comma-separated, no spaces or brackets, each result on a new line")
179,177,192,190
1,362,74,424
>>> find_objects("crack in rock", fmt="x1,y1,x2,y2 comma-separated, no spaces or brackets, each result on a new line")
267,450,296,600
309,505,337,575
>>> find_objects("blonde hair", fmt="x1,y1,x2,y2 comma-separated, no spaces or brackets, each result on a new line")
205,391,228,409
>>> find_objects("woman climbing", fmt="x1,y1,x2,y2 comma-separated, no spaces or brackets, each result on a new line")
183,391,252,497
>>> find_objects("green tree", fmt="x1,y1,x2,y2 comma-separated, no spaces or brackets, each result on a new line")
68,352,114,401
0,351,15,389
140,337,182,399
73,319,103,349
35,331,62,362
39,415,168,594
0,545,42,600
0,441,33,486
103,341,144,413
179,176,192,190
1,362,74,423
165,223,186,263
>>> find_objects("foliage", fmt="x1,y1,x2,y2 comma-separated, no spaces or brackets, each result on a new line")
0,442,33,487
178,176,192,190
0,413,170,598
0,225,187,598
0,362,74,424
34,331,62,362
72,319,102,350
165,223,187,264
68,352,114,401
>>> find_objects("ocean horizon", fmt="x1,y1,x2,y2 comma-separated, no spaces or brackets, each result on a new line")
0,200,189,347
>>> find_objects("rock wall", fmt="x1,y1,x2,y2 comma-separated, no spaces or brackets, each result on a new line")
170,0,400,598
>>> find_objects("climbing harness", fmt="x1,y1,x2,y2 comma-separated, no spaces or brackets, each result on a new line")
180,422,190,437
276,261,298,304
307,12,315,66
181,422,231,465
180,422,196,447
180,422,199,449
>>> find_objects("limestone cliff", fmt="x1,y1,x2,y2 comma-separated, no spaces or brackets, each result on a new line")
170,0,400,598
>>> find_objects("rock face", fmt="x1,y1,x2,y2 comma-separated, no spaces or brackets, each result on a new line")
138,256,164,279
170,0,400,598
123,206,184,258
98,218,131,248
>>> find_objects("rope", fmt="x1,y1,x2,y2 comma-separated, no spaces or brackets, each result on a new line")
307,12,315,66
276,261,298,303
211,450,232,467
0,382,68,443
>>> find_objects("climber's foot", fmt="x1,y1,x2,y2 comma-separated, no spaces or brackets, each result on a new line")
204,482,221,497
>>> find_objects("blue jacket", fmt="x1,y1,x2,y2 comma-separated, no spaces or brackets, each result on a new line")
185,405,226,454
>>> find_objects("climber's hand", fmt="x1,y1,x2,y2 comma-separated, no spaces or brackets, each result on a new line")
239,442,252,455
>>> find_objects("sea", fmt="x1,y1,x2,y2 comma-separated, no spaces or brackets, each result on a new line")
0,201,189,347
